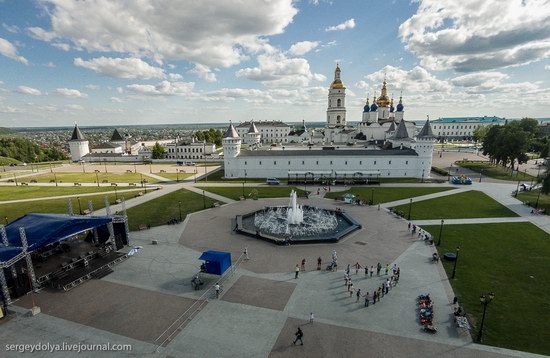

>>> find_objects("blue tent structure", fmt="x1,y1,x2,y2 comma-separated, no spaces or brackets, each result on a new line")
198,250,231,276
0,214,113,263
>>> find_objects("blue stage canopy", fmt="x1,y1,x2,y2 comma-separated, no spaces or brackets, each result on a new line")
0,246,23,263
198,250,231,276
2,214,113,258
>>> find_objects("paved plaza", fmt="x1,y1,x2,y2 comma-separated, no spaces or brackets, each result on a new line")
1,168,549,357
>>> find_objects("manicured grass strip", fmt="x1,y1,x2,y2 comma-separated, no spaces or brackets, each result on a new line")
393,190,518,219
0,191,147,224
457,161,535,181
422,222,550,356
379,178,422,183
517,189,550,214
198,186,306,201
324,187,453,204
126,188,218,231
199,169,267,183
18,172,160,184
0,186,116,201
154,173,194,181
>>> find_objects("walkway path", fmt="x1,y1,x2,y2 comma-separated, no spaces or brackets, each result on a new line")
381,187,470,208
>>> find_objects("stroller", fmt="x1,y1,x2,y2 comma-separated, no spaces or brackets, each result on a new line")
326,261,335,271
191,275,203,290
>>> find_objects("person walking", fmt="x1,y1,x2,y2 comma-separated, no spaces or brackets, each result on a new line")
309,312,315,324
372,291,377,304
376,262,382,276
317,257,322,270
370,265,374,277
243,247,249,260
295,264,300,279
214,283,220,298
293,327,304,345
364,292,370,307
344,274,349,286
353,262,362,275
378,286,383,299
385,264,389,275
347,280,353,292
385,279,390,294
356,288,362,303
301,258,306,271
364,265,369,276
349,283,354,297
346,264,350,276
408,222,411,231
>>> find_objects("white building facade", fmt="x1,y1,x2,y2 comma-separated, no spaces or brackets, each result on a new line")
68,124,90,161
431,116,506,140
165,138,216,160
236,120,290,144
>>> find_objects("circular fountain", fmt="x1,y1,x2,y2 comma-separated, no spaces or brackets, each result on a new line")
236,190,361,244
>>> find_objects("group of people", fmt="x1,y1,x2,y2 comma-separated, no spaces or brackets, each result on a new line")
344,262,401,307
408,222,433,244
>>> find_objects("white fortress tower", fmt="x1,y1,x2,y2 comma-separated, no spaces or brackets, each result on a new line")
222,122,241,159
415,118,436,178
244,121,261,148
326,64,346,128
68,124,89,161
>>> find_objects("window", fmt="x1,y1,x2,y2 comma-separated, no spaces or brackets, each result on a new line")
302,160,305,165
360,161,362,165
259,161,262,165
337,98,341,107
389,160,392,164
244,161,247,165
274,161,277,165
316,161,319,165
288,161,291,165
330,161,333,165
345,161,348,165
406,160,408,165
374,161,376,165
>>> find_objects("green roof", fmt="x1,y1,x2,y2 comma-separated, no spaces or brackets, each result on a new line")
432,116,505,124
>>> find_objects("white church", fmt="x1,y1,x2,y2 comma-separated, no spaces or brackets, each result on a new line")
222,64,435,182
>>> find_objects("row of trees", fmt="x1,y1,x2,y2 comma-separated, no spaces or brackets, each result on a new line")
475,118,540,171
0,138,66,163
194,129,223,147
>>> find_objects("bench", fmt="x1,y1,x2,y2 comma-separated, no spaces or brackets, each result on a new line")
138,192,144,196
102,180,108,183
115,199,122,204
213,202,220,207
20,182,28,186
30,179,37,183
111,183,117,186
95,170,100,173
74,182,81,186
179,170,186,173
160,170,166,173
139,224,148,230
82,209,91,215
126,170,133,173
129,183,136,186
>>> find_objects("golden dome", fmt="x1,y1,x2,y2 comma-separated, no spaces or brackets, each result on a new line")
330,63,346,90
375,79,391,107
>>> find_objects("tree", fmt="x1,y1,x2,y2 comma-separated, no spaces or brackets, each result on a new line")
151,142,165,159
519,117,539,137
473,125,491,143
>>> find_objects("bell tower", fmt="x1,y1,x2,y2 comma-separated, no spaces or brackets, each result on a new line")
326,64,346,128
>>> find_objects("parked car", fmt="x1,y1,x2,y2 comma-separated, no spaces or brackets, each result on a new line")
266,178,280,185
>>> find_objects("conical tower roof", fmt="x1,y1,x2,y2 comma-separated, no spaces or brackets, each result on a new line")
223,122,239,139
386,121,396,133
70,124,86,141
417,119,434,138
247,121,259,134
111,128,124,141
393,120,410,140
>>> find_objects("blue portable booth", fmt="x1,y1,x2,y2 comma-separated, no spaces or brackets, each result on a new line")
198,250,231,275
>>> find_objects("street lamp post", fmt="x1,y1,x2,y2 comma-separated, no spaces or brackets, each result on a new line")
149,163,152,174
54,173,58,187
407,198,413,220
535,189,542,209
244,170,247,184
451,246,460,279
134,163,137,173
437,219,444,246
104,160,107,173
515,179,521,197
140,174,143,188
479,169,483,183
176,169,179,183
421,169,425,183
49,163,53,173
476,293,495,343
242,182,245,199
114,185,118,201
178,201,182,221
143,179,147,194
202,190,206,209
77,197,82,215
95,172,99,188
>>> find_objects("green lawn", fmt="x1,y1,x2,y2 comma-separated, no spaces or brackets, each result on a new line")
0,186,118,201
393,190,518,219
153,172,194,181
517,189,550,213
457,161,535,181
17,172,160,184
325,187,453,204
198,186,306,201
0,191,148,224
126,188,218,231
199,169,269,183
422,223,550,355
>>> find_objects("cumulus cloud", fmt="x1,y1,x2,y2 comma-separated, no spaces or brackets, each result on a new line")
236,53,326,87
545,64,550,70
189,64,217,82
2,24,19,33
122,80,195,96
0,37,28,64
16,86,42,96
27,0,298,68
55,88,88,98
288,41,319,56
64,104,83,110
74,57,165,80
85,84,100,90
325,19,355,32
399,0,550,72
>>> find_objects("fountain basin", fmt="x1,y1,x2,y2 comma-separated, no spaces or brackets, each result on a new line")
236,205,361,245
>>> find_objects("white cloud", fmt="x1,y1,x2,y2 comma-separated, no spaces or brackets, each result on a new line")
288,41,319,56
0,105,21,113
399,0,550,72
64,104,83,110
122,80,195,96
0,37,28,65
167,73,183,81
2,24,19,33
325,18,355,32
545,64,550,70
52,43,70,51
55,88,88,98
27,0,298,68
110,97,124,103
85,84,100,90
44,62,56,68
16,86,42,96
189,64,216,82
74,57,165,80
360,65,452,95
236,52,326,87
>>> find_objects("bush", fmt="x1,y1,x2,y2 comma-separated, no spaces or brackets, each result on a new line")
431,166,449,176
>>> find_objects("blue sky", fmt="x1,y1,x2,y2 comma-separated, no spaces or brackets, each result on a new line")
0,0,549,127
